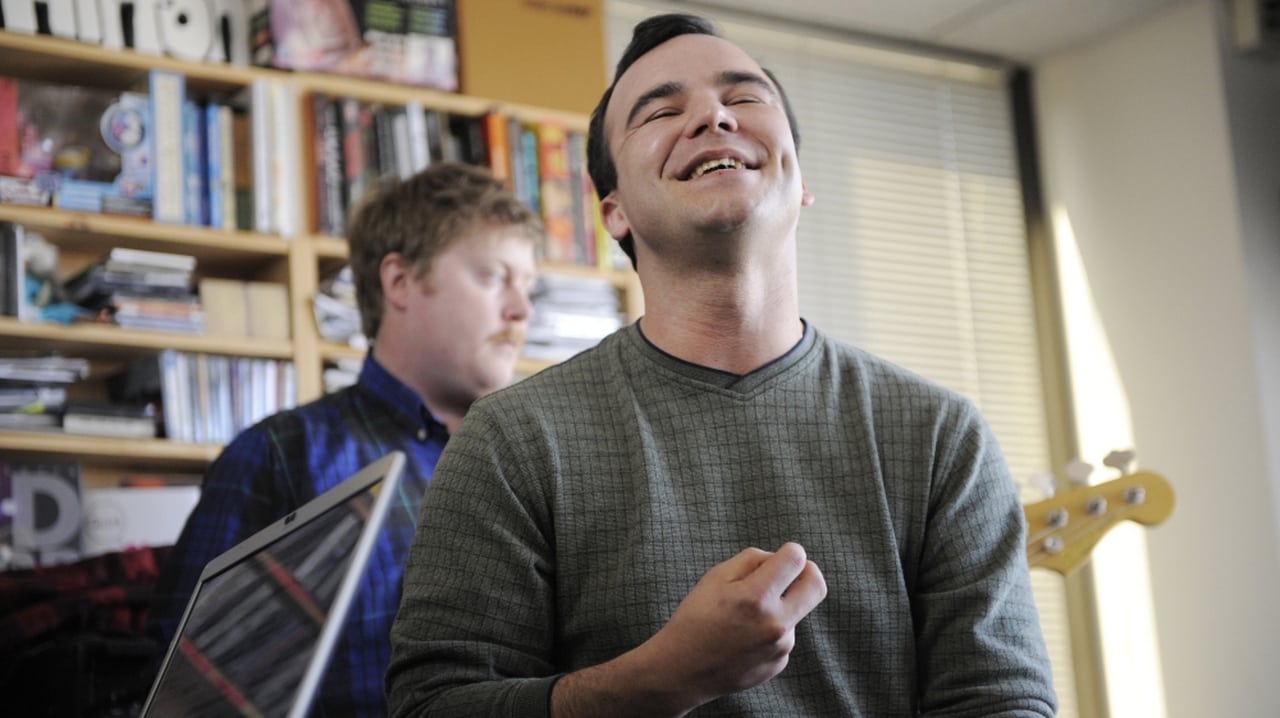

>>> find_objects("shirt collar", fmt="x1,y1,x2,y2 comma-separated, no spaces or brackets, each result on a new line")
357,353,448,440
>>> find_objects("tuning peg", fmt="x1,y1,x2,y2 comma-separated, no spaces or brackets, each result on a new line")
1027,471,1057,498
1063,459,1093,488
1103,449,1136,474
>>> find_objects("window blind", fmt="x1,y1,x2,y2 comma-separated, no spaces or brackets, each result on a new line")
606,3,1076,715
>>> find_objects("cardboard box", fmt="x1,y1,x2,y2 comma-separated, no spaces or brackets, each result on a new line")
456,0,605,114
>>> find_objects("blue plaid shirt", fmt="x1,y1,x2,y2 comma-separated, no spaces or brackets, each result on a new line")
147,354,446,716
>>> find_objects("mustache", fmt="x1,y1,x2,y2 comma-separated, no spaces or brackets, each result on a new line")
491,327,526,345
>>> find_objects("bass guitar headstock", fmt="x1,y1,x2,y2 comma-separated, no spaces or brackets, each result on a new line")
1024,453,1174,575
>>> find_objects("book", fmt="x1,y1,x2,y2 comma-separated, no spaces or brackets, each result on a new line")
149,69,187,223
537,123,576,264
310,94,347,237
100,246,198,273
249,78,274,233
482,111,511,184
341,96,376,212
0,384,66,412
567,129,596,266
232,108,254,230
0,356,90,384
182,98,209,226
269,81,300,238
0,221,22,316
403,100,429,174
61,401,160,439
205,102,236,230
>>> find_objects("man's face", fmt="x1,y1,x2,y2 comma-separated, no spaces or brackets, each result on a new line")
400,225,536,407
599,33,810,266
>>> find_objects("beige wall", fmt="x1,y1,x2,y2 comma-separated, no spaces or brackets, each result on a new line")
1034,1,1280,715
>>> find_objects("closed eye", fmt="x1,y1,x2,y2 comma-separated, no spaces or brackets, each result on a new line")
645,107,680,122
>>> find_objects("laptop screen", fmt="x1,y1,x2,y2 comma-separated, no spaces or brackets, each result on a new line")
142,452,406,718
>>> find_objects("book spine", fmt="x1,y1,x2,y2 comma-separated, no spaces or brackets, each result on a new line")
373,105,398,180
537,123,576,264
307,93,327,236
392,108,412,179
217,105,238,230
150,70,187,223
182,99,209,226
482,111,511,184
341,97,369,213
568,130,594,266
204,102,225,230
270,82,299,238
250,79,274,233
0,78,17,175
320,98,346,236
404,100,430,174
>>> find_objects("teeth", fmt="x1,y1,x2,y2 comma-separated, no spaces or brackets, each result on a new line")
690,158,745,179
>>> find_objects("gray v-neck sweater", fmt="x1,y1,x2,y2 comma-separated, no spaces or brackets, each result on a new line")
389,323,1056,717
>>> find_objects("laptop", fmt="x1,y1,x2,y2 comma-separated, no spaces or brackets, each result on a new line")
139,451,407,718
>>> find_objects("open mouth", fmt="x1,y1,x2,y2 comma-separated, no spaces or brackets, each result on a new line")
685,157,748,180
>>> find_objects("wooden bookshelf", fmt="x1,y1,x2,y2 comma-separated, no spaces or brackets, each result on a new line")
0,28,637,479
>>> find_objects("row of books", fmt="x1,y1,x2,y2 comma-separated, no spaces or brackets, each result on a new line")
3,72,618,271
110,349,297,445
0,348,296,444
0,355,161,440
308,96,613,268
0,72,254,231
490,117,609,269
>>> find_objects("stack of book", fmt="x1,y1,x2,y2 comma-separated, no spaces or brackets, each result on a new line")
523,273,625,362
61,400,160,439
64,247,202,333
0,356,89,431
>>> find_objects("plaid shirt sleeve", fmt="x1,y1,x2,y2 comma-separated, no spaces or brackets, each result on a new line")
145,426,281,649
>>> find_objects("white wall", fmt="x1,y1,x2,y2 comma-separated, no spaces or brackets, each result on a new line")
1034,1,1280,715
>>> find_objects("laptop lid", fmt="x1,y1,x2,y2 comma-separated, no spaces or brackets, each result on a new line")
140,451,407,718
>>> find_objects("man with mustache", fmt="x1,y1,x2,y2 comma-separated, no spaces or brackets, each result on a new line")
388,14,1056,718
149,162,539,716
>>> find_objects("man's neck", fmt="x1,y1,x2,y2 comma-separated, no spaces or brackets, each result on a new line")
636,259,803,375
371,343,464,435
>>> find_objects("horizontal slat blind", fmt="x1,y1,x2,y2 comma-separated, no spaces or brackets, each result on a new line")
606,3,1074,715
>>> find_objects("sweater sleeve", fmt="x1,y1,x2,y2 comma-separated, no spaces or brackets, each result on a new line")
387,405,561,718
912,401,1058,717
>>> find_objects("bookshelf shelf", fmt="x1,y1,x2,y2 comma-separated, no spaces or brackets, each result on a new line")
0,30,256,95
0,429,219,470
0,205,289,272
0,317,293,359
